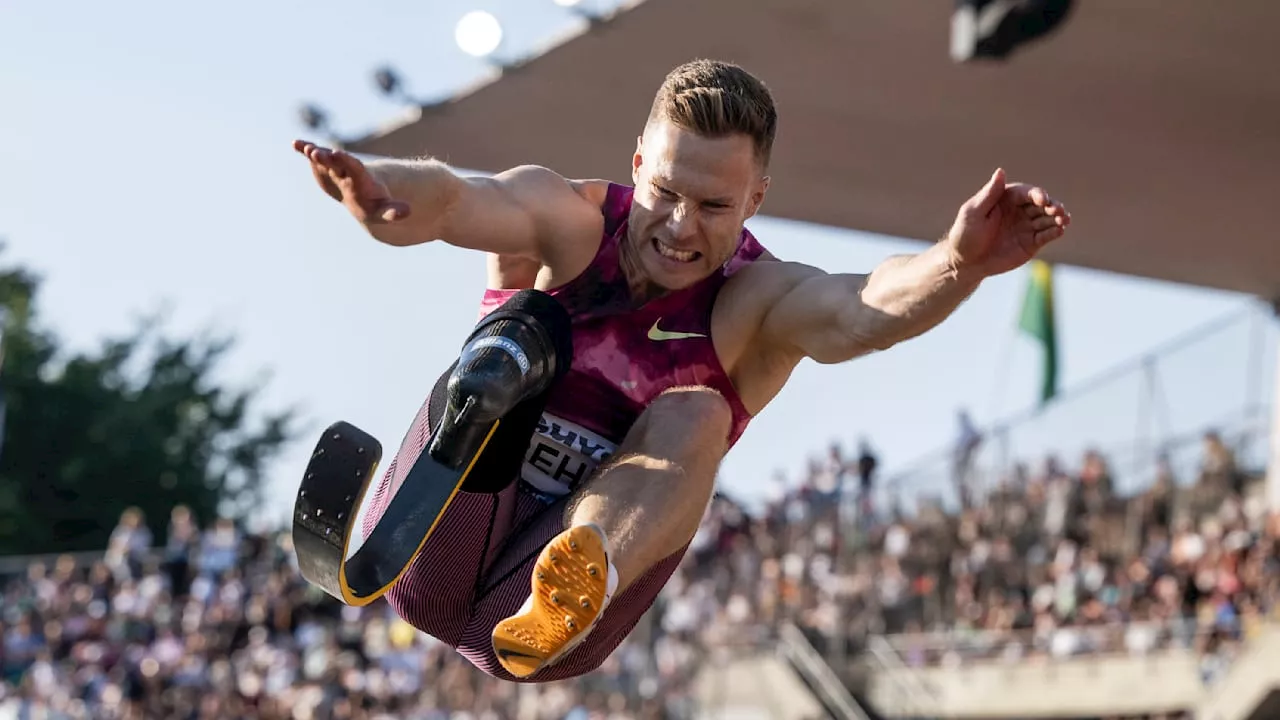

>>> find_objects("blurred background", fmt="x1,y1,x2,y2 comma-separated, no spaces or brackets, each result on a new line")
1,0,1278,717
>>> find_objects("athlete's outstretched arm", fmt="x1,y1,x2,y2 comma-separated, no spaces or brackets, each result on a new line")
293,141,601,261
760,169,1070,364
758,246,978,364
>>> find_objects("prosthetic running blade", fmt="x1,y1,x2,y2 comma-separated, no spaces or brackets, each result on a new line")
292,289,570,606
291,418,497,606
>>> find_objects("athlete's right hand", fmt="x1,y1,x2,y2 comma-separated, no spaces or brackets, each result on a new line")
293,140,411,224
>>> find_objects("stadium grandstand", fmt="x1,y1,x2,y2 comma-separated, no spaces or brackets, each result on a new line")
4,0,1280,718
1,307,1275,718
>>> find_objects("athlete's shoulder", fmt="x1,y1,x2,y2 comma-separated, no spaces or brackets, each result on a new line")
551,177,624,234
493,169,609,281
565,178,612,209
492,166,607,213
724,255,824,299
714,256,822,348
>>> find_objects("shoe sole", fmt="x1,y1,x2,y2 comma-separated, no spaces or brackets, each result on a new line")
491,525,610,678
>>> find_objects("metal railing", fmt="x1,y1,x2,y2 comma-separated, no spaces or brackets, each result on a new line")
877,617,1209,667
867,301,1274,515
864,634,939,719
777,621,874,720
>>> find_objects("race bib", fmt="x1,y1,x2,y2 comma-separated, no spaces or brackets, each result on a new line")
520,413,617,497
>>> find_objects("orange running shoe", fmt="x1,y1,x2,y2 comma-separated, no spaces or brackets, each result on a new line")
491,523,619,679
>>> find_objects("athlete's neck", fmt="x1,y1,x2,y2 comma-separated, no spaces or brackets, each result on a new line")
619,232,670,307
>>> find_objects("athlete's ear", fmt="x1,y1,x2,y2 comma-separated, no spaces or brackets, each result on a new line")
746,176,770,219
631,135,644,184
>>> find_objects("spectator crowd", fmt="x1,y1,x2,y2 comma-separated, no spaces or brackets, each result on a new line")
0,428,1274,719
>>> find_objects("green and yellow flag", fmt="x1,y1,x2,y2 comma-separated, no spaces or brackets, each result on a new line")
1018,260,1057,405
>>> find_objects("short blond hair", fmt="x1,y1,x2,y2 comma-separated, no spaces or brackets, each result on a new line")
648,59,778,169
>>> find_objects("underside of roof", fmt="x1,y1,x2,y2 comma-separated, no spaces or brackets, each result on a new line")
346,0,1280,299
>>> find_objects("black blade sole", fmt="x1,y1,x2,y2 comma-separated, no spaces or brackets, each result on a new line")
291,418,498,605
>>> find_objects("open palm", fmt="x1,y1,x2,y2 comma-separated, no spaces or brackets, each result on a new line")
947,168,1071,278
293,140,411,224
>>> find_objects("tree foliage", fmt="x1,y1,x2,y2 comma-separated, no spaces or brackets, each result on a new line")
0,249,299,555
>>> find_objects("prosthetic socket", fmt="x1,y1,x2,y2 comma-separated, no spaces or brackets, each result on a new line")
428,290,573,471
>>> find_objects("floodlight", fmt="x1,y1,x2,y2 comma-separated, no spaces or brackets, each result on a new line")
455,11,504,59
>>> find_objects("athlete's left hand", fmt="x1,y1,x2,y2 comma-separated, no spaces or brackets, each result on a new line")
944,168,1071,278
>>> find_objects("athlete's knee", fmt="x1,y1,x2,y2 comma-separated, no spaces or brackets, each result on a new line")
637,386,732,460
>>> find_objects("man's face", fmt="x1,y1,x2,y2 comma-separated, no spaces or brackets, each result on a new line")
627,117,769,291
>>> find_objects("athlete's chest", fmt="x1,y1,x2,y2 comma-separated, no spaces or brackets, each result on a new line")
569,301,724,404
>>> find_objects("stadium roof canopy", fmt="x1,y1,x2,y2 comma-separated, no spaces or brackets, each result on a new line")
345,0,1280,300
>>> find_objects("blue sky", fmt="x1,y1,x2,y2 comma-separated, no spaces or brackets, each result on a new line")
1,0,1270,525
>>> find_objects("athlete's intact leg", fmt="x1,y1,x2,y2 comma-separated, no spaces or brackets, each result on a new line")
456,485,689,683
565,386,730,593
491,386,730,677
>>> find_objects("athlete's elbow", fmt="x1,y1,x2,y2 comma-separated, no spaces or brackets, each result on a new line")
824,303,901,361
804,333,884,365
366,223,440,248
853,321,928,356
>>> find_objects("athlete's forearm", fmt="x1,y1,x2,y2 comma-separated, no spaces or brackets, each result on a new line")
844,241,982,351
363,158,465,246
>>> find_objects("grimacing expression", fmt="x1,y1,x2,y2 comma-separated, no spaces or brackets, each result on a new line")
627,118,769,291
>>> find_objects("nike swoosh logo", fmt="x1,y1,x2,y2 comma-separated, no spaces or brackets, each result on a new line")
496,647,542,661
648,319,707,341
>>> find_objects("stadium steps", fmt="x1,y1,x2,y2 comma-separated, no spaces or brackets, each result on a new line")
1196,624,1280,720
692,621,875,719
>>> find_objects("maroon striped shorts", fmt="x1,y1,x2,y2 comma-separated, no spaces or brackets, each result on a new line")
359,387,687,683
